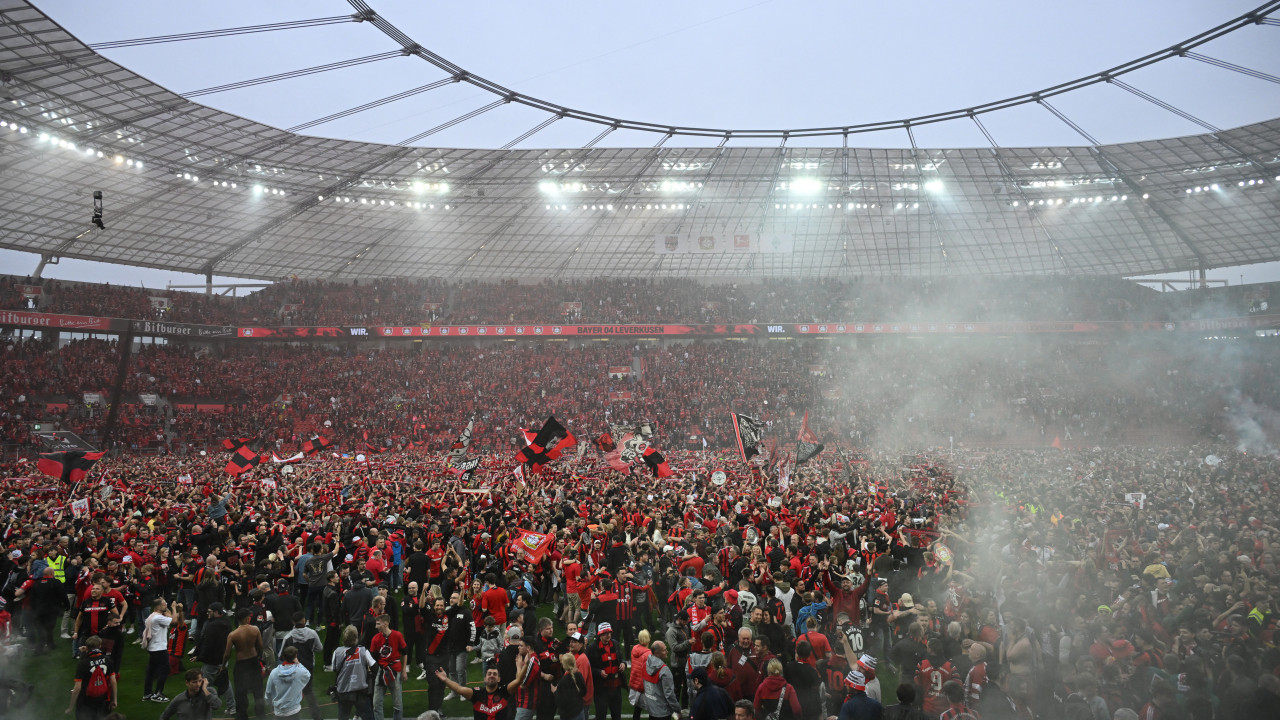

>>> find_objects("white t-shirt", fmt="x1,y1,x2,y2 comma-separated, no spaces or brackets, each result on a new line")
144,613,173,652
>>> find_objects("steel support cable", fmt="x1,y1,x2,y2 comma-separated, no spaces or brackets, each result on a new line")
1038,98,1202,265
500,114,562,150
286,77,457,133
1183,51,1280,84
184,51,404,97
969,113,1072,271
397,99,507,145
346,0,1280,139
89,15,368,50
1106,78,1220,132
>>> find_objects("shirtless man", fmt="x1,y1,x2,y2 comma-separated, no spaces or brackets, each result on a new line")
224,607,266,720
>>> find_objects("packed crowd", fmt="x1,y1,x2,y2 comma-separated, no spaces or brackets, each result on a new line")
1,439,1277,720
4,333,1267,458
6,275,1271,327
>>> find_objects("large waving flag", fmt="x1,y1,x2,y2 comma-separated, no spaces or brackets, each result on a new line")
642,446,674,478
511,529,554,563
603,421,656,472
452,456,482,483
795,411,825,465
730,412,766,464
225,444,265,475
515,416,576,474
447,418,475,463
300,436,332,457
221,437,252,452
37,450,106,484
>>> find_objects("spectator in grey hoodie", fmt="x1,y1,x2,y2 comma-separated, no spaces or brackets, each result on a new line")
643,641,681,720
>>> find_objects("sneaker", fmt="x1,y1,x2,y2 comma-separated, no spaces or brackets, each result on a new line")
143,694,154,702
470,657,482,664
416,668,428,681
445,691,458,702
152,694,170,703
126,626,136,634
60,632,71,639
323,665,333,673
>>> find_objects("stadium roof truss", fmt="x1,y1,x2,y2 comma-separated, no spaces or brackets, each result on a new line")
0,0,1277,280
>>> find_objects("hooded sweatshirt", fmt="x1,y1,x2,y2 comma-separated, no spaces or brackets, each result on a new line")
753,675,801,718
643,653,680,718
264,661,311,717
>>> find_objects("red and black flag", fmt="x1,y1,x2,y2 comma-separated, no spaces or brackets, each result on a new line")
796,411,825,465
225,444,264,475
447,418,475,463
300,436,332,457
221,437,252,452
593,432,616,454
515,416,576,474
37,450,106,483
642,446,674,478
730,412,765,464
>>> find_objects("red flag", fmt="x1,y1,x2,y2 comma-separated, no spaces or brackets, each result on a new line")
1051,436,1062,449
37,450,106,483
510,529,554,563
221,437,252,452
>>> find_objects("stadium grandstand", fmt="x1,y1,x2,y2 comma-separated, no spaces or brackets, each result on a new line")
0,1,1279,719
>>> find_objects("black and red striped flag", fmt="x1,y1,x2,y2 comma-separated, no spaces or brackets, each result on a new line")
37,450,106,483
221,437,252,452
515,416,575,474
225,444,264,475
300,436,332,457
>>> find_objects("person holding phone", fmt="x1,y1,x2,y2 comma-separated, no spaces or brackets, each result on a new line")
160,668,223,720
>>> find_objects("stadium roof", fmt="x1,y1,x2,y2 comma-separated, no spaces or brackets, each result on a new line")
0,0,1277,281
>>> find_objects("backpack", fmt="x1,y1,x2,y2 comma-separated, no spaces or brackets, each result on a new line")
304,556,328,586
282,632,316,671
1062,693,1093,720
250,604,273,639
84,654,111,700
795,603,825,636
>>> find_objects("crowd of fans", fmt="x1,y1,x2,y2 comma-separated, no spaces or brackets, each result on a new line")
0,437,1277,720
5,333,1271,459
5,274,1272,327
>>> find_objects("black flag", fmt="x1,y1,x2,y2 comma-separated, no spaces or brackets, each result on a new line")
730,412,765,464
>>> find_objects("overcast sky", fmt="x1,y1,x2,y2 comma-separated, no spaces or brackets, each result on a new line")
6,0,1279,289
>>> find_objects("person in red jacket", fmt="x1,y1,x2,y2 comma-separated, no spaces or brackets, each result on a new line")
753,659,800,720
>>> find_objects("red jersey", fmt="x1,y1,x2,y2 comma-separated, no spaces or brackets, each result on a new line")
964,660,988,706
916,658,957,715
370,629,407,673
479,587,509,624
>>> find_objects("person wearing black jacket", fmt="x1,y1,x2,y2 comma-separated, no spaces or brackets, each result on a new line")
320,572,343,669
588,578,619,642
194,603,232,691
401,582,426,679
421,596,449,712
27,567,69,654
444,590,477,697
265,580,302,657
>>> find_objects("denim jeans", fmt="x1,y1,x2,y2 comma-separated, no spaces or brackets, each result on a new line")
372,673,403,720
